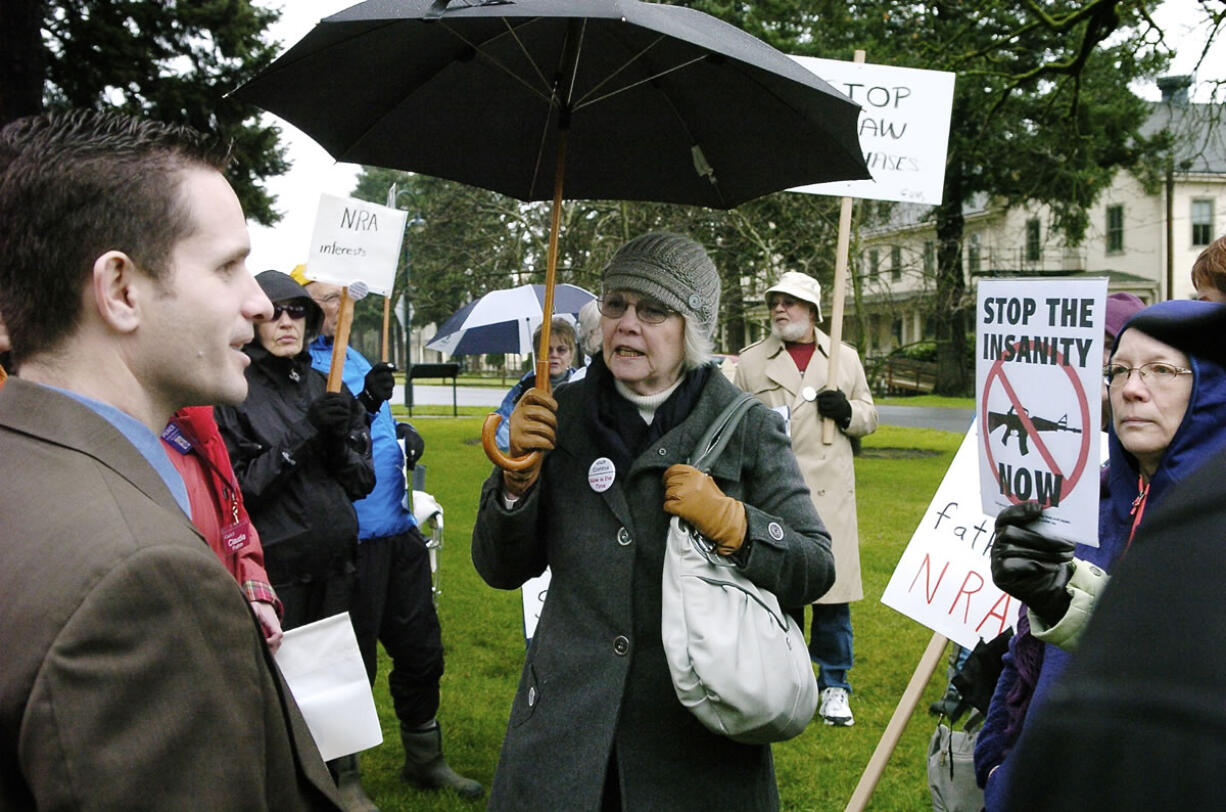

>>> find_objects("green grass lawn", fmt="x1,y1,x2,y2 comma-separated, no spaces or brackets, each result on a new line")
356,418,965,811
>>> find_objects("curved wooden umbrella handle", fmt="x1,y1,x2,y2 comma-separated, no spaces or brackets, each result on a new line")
480,412,542,471
481,358,551,471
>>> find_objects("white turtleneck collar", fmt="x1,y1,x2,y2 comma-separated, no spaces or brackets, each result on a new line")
613,375,686,424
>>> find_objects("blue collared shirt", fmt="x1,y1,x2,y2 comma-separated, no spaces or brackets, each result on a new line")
48,385,191,517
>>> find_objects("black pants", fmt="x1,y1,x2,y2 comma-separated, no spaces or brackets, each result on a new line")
276,570,354,632
349,527,444,727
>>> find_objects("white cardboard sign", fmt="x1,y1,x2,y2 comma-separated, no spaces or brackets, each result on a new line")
976,278,1106,544
789,56,955,205
305,194,408,296
521,567,551,643
881,422,1015,649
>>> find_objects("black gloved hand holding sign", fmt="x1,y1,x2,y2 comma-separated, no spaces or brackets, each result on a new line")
990,501,1076,626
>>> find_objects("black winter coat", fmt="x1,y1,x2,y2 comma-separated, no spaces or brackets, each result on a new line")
216,344,375,587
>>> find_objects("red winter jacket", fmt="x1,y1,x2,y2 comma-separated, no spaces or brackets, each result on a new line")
163,406,281,616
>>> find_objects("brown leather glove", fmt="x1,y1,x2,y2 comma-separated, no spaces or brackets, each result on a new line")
662,464,748,556
502,387,557,498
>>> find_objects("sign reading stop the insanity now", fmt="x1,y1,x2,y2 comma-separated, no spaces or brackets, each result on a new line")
976,278,1106,545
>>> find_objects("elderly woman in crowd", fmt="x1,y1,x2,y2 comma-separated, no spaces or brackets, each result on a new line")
493,316,578,451
976,299,1226,810
472,232,835,811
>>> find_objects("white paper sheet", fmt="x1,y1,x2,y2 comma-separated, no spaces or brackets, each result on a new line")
274,612,383,761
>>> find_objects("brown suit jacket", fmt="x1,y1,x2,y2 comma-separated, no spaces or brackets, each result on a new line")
0,378,342,811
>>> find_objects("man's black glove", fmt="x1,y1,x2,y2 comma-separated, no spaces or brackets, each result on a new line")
396,421,425,469
990,501,1076,625
359,362,396,413
307,392,352,436
816,388,852,429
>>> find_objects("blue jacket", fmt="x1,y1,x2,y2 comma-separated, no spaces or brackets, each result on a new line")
981,300,1226,810
308,336,415,539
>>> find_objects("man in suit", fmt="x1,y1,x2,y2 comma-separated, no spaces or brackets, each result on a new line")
0,108,343,810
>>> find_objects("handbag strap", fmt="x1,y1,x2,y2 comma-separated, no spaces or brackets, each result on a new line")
688,392,758,473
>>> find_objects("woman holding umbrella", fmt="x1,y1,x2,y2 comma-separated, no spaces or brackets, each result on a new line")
472,232,835,810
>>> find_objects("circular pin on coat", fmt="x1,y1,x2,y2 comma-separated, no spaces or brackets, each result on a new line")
588,457,616,492
802,386,818,402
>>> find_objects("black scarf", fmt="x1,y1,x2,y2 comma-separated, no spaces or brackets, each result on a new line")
583,354,710,472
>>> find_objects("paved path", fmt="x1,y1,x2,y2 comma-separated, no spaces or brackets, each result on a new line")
401,383,973,433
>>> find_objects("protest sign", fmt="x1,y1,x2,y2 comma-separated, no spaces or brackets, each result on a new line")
522,568,551,643
789,57,955,205
881,422,1014,649
306,194,408,296
976,278,1106,544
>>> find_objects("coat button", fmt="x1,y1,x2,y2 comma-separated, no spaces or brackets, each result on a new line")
616,527,632,546
768,521,785,540
613,636,630,656
657,447,667,456
528,686,537,706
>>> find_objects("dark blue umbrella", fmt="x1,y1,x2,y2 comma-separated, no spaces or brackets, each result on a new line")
425,283,596,357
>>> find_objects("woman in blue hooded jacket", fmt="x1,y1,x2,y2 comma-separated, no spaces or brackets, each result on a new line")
975,299,1226,810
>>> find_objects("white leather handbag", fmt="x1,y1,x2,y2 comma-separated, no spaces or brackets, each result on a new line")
661,393,819,744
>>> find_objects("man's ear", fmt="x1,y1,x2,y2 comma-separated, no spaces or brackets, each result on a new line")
90,251,144,334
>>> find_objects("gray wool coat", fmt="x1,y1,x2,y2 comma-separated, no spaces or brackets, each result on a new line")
472,367,835,812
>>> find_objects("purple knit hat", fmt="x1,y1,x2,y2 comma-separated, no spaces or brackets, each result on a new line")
1104,292,1145,340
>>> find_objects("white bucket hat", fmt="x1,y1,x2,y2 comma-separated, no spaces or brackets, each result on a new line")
764,271,823,323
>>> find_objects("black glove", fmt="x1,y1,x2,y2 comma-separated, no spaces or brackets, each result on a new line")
816,388,852,429
990,501,1075,625
396,421,425,469
359,362,396,413
307,392,352,436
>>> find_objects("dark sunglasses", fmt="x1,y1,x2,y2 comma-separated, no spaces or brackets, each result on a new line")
271,302,308,321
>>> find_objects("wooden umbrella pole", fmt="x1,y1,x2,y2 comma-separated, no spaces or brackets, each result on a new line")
326,286,355,393
536,126,568,395
481,127,569,471
381,296,391,363
822,48,865,445
844,631,948,812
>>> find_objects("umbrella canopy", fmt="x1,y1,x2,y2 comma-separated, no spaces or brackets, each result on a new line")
235,0,869,469
233,0,869,208
425,282,595,357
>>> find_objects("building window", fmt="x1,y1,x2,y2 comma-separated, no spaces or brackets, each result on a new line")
968,232,981,274
891,318,903,345
890,245,902,281
1026,218,1041,263
1106,205,1124,253
869,248,880,277
1192,199,1214,246
923,240,935,274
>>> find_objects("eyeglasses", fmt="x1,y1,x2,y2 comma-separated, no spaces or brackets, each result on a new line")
1104,361,1192,389
271,302,309,321
598,294,675,325
767,294,803,310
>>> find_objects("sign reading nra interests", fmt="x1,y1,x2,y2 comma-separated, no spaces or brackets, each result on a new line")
306,194,407,296
975,278,1107,545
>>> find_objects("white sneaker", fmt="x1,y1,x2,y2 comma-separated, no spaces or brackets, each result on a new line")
819,687,854,726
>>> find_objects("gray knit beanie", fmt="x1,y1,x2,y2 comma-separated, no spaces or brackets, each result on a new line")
601,232,721,340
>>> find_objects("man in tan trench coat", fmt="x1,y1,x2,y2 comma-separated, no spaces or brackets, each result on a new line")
734,271,878,726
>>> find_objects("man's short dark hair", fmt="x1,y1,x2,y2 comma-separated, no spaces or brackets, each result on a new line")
0,108,231,366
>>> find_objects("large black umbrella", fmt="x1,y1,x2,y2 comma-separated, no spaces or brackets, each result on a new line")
235,0,868,467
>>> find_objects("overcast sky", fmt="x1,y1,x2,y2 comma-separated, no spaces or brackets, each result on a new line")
245,0,1222,276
